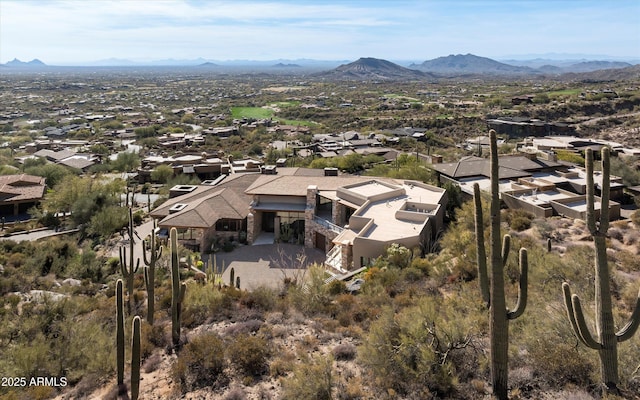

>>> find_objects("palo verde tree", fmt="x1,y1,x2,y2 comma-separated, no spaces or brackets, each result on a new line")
562,147,640,395
473,129,529,400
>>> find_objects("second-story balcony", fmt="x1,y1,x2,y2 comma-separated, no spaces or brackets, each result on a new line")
313,215,344,233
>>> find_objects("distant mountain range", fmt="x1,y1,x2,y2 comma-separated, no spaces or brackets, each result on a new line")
2,55,638,80
410,54,633,75
4,58,46,67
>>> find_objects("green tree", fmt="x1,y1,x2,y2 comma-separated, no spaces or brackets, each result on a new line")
151,164,174,184
112,152,140,172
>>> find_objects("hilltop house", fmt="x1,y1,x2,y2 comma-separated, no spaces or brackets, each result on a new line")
151,168,447,271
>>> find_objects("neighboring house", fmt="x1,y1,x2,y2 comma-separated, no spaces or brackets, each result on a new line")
433,154,623,220
0,174,46,218
486,117,574,137
151,167,448,272
517,135,640,157
32,149,99,171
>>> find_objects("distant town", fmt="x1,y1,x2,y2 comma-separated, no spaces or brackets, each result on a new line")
1,55,639,399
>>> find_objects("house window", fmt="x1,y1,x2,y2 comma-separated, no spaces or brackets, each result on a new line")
215,218,245,232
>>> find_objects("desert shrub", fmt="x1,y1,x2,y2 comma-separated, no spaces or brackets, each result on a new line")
172,332,226,392
401,266,423,282
359,297,478,397
289,264,332,316
410,256,432,275
503,208,535,231
224,386,247,400
227,334,270,376
327,279,345,295
615,250,640,273
181,283,229,327
143,353,163,373
281,354,333,400
269,349,296,377
224,319,263,336
384,243,412,268
240,286,277,311
510,216,533,231
332,343,357,361
631,209,640,227
527,340,595,388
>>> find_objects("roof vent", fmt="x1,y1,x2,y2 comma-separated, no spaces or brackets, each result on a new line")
324,167,338,176
169,203,188,214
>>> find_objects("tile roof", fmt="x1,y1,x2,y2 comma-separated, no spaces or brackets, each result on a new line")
0,174,46,202
432,155,556,180
151,173,261,222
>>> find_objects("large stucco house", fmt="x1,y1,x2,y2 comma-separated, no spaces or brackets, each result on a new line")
151,168,448,272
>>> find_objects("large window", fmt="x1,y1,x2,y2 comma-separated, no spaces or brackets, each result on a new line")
276,211,305,225
215,218,246,232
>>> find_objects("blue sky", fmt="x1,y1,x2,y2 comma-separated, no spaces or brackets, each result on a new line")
1,0,638,65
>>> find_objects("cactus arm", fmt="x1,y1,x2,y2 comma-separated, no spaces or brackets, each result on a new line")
116,279,124,386
142,239,151,266
131,316,141,400
473,183,490,306
616,290,640,342
562,283,599,349
507,248,528,320
562,283,581,341
501,234,511,267
572,294,602,350
119,247,128,276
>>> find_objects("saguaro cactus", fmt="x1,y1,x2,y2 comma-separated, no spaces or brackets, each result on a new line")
120,207,140,314
131,316,141,400
142,220,162,325
170,227,186,346
473,129,529,400
562,147,640,394
116,279,125,386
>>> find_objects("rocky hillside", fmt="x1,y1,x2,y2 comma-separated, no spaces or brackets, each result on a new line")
413,53,532,75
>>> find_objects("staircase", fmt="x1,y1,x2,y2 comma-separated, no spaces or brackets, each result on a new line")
324,245,344,277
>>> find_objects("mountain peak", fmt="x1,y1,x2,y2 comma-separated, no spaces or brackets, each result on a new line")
417,54,530,75
320,57,430,80
5,58,47,67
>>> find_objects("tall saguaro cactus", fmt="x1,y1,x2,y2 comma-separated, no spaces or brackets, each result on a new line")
170,227,186,346
473,129,529,400
116,279,125,386
562,147,640,394
142,220,162,325
120,207,140,314
131,316,141,400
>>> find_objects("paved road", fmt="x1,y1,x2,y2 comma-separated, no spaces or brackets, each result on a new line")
109,219,157,265
0,228,79,242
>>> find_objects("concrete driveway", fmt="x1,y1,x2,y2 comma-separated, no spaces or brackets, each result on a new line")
200,243,326,290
